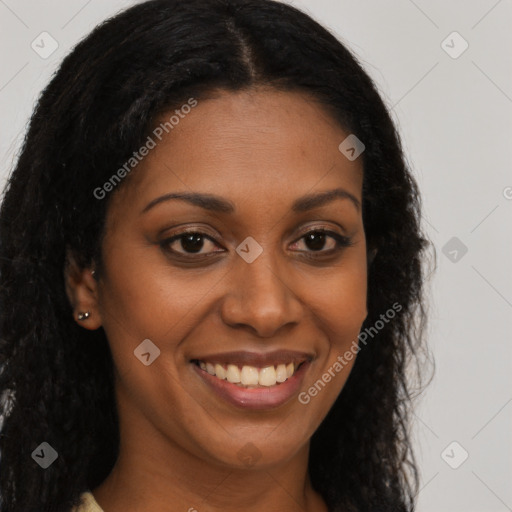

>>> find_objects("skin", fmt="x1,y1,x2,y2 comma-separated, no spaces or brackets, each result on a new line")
66,87,368,512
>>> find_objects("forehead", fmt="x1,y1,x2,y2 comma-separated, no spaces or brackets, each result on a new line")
109,88,363,217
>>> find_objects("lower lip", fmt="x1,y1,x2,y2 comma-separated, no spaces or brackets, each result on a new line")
192,362,310,410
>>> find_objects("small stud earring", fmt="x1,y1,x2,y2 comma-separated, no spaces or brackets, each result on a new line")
77,311,91,321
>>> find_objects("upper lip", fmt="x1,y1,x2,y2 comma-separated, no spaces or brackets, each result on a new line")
190,349,314,368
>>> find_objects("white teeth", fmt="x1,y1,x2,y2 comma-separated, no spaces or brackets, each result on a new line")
198,360,303,387
240,366,259,386
214,363,227,380
259,366,277,386
226,364,241,383
276,364,287,383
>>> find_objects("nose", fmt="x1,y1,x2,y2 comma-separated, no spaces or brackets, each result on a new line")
220,252,303,338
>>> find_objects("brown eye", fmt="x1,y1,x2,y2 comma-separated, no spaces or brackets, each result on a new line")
303,231,333,251
290,229,353,254
177,233,206,253
161,231,224,257
160,227,353,262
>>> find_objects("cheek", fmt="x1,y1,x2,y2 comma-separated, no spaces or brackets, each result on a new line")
310,254,368,343
298,264,367,416
98,236,214,342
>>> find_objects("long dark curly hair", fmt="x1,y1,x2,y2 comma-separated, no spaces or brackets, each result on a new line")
0,0,433,510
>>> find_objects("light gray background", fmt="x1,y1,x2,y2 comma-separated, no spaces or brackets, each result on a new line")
1,1,511,511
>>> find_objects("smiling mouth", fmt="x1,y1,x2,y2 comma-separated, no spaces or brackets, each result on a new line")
191,360,306,388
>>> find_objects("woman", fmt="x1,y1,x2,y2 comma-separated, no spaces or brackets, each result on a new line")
0,0,432,511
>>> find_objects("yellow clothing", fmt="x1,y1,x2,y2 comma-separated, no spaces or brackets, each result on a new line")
72,491,104,512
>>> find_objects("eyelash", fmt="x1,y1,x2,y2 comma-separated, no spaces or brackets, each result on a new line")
159,227,354,261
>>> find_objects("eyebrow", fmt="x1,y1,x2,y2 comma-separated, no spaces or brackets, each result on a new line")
141,187,360,215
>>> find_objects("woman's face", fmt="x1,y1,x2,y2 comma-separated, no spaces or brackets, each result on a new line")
94,88,367,469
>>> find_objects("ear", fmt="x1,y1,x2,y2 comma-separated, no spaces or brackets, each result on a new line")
64,249,103,330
